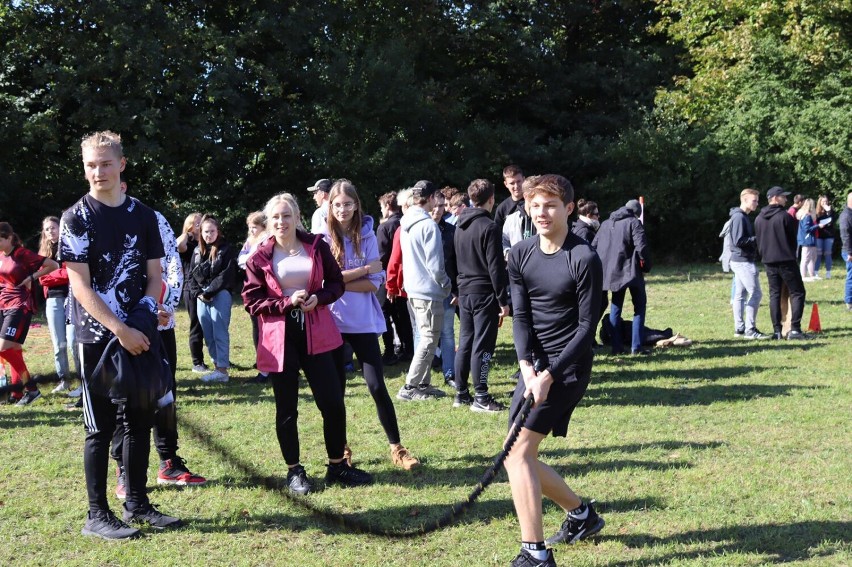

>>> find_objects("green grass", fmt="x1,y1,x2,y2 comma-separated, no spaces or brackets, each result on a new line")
1,264,850,566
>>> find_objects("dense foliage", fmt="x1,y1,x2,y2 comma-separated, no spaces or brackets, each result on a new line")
1,1,849,259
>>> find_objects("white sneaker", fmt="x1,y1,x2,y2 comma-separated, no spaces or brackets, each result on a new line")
201,370,229,383
825,271,831,279
67,386,83,398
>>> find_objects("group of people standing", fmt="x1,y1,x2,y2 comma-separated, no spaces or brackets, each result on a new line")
724,186,852,341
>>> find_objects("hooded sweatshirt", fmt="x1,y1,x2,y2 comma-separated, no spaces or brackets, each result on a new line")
755,204,797,263
323,216,387,335
454,207,509,305
592,206,650,292
400,206,451,301
728,206,758,263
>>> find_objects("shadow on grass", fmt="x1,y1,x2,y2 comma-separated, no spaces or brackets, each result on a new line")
604,521,852,565
0,407,81,429
595,365,777,383
583,383,820,407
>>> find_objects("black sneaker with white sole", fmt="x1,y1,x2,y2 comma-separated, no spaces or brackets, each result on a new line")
471,395,506,413
510,549,557,566
545,501,605,546
81,510,141,540
287,464,312,495
16,390,42,406
325,461,373,488
122,502,183,529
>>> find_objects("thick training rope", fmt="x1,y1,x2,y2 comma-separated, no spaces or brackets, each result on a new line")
180,394,535,537
2,373,534,537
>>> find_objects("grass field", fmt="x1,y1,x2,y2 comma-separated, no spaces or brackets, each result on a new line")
1,264,850,566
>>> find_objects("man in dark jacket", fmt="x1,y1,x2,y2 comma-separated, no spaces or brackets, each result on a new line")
592,199,651,355
493,164,526,230
729,188,768,339
754,186,808,339
838,191,852,310
377,191,414,364
452,179,511,412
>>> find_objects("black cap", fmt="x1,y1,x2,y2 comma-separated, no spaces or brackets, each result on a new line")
411,180,437,200
307,178,332,193
767,186,791,199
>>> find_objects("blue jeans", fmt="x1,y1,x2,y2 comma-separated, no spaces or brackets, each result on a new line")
845,255,852,305
197,290,232,369
45,296,77,378
815,238,833,274
610,278,646,353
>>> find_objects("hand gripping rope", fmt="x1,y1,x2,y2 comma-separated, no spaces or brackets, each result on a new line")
2,373,534,537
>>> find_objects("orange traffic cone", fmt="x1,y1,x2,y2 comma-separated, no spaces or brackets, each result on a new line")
808,303,822,333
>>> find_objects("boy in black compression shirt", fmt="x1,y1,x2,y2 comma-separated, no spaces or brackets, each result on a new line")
504,175,605,566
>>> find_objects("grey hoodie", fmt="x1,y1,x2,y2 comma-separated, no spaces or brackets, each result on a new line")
400,206,451,301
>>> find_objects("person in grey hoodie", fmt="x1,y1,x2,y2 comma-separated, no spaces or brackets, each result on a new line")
396,180,451,401
729,188,768,339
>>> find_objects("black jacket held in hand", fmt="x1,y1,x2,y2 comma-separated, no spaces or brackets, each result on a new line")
592,206,651,292
454,207,509,306
188,240,238,300
755,204,797,263
89,301,171,410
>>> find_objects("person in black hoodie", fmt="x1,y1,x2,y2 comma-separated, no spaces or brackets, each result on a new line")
592,199,652,355
452,179,510,412
754,186,808,339
377,191,414,364
729,188,768,339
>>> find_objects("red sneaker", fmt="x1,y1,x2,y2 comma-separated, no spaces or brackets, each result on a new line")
157,457,207,486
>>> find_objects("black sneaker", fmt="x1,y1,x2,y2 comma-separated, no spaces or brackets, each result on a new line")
471,395,506,413
286,464,312,495
16,389,42,406
325,461,373,488
381,350,400,366
630,348,652,356
510,548,557,566
122,502,183,530
246,372,268,384
81,510,141,540
545,502,605,546
786,329,810,340
771,331,783,340
453,390,474,407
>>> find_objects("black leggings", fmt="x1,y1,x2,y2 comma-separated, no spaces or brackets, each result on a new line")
334,332,400,445
184,290,205,366
269,314,346,466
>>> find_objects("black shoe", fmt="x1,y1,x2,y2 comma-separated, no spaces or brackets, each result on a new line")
771,331,783,340
381,351,400,366
630,348,652,356
81,510,141,540
65,398,83,411
325,461,373,488
286,464,312,495
545,502,605,546
431,355,442,369
16,389,42,406
510,548,557,566
786,329,810,340
443,372,456,388
122,502,183,530
453,390,473,407
247,372,268,384
471,395,506,413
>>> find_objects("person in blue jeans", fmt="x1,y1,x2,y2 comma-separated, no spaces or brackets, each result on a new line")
592,199,652,355
814,194,835,279
839,192,852,310
189,215,237,383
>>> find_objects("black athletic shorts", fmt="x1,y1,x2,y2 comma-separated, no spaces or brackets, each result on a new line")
508,368,591,438
1,308,32,345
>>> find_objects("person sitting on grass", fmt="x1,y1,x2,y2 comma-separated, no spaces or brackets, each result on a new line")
242,192,373,495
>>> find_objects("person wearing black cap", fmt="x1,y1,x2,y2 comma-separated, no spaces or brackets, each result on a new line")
754,186,808,339
592,199,652,355
308,178,332,234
